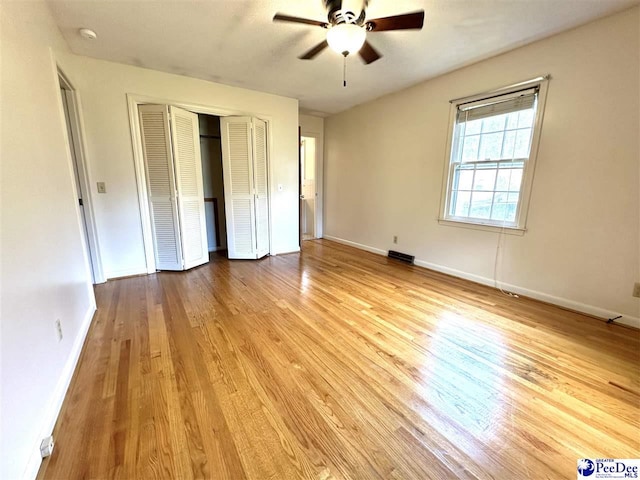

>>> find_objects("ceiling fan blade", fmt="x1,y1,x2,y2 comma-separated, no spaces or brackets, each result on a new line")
359,40,382,64
299,40,329,60
366,11,425,32
273,13,328,28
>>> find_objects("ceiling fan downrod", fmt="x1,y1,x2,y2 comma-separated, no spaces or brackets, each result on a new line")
343,53,348,87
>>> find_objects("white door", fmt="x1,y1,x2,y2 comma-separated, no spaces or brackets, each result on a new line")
139,104,183,270
252,118,270,258
220,116,270,259
169,106,209,269
139,104,209,271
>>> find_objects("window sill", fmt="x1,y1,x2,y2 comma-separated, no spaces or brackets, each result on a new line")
438,219,526,236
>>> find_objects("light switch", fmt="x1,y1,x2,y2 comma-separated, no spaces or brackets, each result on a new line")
277,184,283,192
97,182,106,193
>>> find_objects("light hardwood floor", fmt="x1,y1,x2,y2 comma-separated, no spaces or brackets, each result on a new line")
39,239,639,479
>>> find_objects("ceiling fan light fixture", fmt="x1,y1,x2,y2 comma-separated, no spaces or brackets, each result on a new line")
326,23,366,56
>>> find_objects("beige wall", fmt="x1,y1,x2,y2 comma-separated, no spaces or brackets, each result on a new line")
0,3,96,479
56,54,300,278
324,8,640,326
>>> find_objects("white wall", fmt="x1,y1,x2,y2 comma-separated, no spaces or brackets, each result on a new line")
55,54,300,278
0,3,96,479
324,8,640,327
299,114,325,238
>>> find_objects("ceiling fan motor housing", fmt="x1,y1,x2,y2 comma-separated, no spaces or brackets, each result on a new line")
325,0,368,25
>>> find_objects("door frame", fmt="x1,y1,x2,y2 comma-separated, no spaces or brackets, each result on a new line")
299,131,323,239
298,128,302,248
127,94,274,273
56,68,105,284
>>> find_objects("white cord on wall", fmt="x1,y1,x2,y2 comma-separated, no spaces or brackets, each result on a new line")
494,225,519,298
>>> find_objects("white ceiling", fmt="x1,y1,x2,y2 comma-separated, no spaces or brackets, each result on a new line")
48,0,637,115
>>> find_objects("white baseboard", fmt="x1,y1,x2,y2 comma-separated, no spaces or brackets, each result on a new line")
323,235,640,329
22,305,97,480
323,235,387,256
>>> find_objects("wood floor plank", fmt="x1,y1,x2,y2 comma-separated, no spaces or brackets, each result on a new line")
38,239,640,480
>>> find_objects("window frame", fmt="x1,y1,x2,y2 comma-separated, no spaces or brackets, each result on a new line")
438,76,549,234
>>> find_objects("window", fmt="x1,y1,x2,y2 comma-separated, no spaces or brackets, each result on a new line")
440,78,548,231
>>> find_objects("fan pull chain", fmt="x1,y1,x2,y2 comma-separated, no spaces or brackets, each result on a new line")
343,54,347,87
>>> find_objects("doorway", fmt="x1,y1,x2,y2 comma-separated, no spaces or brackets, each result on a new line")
58,71,104,283
198,114,227,256
300,136,317,241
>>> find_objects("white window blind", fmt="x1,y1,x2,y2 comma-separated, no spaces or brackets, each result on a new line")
454,88,538,165
458,88,537,118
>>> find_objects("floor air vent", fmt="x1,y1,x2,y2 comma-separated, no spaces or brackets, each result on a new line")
388,250,415,265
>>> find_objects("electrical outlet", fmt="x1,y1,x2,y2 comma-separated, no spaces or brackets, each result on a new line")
97,182,106,193
633,282,640,298
55,319,63,342
393,235,398,244
40,435,54,458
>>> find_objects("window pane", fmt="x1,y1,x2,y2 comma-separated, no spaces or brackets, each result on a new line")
494,167,523,191
491,199,519,222
493,191,508,203
508,169,523,191
506,111,519,129
481,114,507,133
491,202,508,221
490,191,507,221
508,192,520,203
469,192,493,219
517,109,535,128
514,128,532,158
504,203,517,222
465,118,482,135
473,168,497,191
495,169,511,190
506,193,520,221
478,132,503,160
501,130,516,159
454,168,474,190
451,190,471,217
461,135,480,162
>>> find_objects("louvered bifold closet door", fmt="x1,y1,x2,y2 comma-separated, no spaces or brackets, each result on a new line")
169,106,209,270
138,104,183,270
252,118,270,258
221,116,257,259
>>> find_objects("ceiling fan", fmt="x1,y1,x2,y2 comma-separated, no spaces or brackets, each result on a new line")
273,0,425,65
